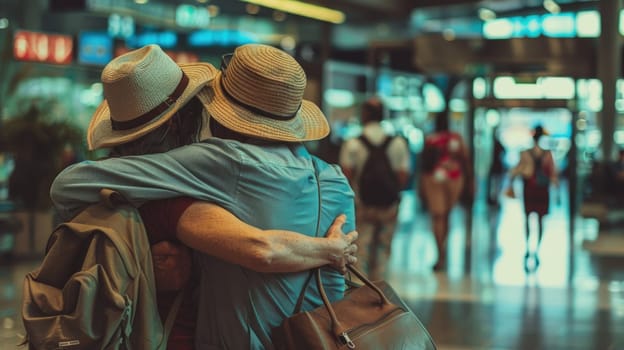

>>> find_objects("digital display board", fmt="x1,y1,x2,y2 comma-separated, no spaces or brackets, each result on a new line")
13,30,73,65
78,32,113,66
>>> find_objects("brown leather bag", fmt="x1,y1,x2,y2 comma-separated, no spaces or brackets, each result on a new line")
272,265,437,349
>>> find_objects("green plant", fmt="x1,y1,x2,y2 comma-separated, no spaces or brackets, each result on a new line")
0,102,83,210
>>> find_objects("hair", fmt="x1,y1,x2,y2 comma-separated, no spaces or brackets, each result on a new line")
361,97,383,124
208,117,250,143
208,116,288,145
533,125,545,142
109,96,204,157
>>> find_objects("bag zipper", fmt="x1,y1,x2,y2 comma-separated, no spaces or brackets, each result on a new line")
338,308,405,348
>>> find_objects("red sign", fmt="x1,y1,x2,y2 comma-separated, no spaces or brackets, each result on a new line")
13,30,73,65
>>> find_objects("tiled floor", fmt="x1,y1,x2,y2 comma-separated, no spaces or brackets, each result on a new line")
1,179,624,349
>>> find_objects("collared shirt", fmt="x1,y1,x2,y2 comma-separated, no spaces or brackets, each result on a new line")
50,137,356,350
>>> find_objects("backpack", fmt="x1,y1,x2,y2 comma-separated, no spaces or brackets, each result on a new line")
21,190,179,350
357,135,400,207
530,151,550,187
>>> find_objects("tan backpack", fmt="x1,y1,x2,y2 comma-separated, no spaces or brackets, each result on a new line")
21,190,178,350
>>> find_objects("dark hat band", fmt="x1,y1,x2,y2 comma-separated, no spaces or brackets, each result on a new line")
111,72,190,131
219,75,299,122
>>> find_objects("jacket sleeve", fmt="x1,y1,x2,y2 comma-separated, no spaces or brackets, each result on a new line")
50,143,238,221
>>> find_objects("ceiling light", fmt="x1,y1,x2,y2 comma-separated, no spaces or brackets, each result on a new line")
240,0,345,24
543,0,560,14
478,8,496,21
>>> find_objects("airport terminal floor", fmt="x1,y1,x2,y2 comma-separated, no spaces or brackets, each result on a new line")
1,179,623,349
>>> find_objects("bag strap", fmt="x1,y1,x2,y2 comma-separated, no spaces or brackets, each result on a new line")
99,188,184,349
291,157,323,314
315,264,391,339
158,288,186,349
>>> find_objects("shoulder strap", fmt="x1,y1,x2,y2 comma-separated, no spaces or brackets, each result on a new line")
359,135,391,151
99,188,182,349
359,135,373,149
157,288,186,349
381,136,393,149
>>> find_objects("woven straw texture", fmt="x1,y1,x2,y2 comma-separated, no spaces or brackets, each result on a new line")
88,45,217,150
203,44,329,142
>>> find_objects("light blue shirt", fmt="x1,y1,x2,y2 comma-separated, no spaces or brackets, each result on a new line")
50,137,356,350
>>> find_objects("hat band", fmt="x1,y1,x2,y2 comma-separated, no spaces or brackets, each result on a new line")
220,77,299,121
111,72,190,131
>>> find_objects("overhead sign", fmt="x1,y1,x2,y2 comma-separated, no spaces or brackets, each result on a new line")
78,32,113,66
13,30,73,65
176,5,210,28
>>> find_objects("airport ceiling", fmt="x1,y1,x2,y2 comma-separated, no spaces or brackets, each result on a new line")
211,0,598,24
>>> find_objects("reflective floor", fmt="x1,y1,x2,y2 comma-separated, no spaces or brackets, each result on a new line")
389,179,624,350
1,179,624,349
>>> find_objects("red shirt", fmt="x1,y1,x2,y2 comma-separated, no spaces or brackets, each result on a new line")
139,197,196,350
424,131,464,179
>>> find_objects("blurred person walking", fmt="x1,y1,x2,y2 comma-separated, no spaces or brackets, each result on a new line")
419,112,474,271
505,124,558,272
488,127,506,207
339,96,410,280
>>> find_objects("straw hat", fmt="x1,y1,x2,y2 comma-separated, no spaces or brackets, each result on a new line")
87,44,218,150
200,44,329,142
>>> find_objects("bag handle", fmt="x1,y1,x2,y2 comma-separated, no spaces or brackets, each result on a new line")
315,264,391,339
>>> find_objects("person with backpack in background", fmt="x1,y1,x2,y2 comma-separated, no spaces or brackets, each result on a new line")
505,124,558,272
419,112,474,272
338,96,410,281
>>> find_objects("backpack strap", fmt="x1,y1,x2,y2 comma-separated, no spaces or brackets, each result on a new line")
99,188,184,349
158,288,186,349
359,134,394,151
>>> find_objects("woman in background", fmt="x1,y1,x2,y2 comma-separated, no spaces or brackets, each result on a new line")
419,112,473,271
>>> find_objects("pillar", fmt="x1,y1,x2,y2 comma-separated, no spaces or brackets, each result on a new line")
597,0,622,161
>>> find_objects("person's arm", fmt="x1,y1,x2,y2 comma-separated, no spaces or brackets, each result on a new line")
392,136,411,189
151,240,192,291
50,142,234,221
546,150,559,187
337,139,357,182
176,202,358,274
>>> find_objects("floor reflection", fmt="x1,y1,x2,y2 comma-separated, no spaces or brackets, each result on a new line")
388,182,624,350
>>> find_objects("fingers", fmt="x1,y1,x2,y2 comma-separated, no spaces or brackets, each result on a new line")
345,243,357,256
151,240,186,255
346,255,357,265
325,214,347,238
344,230,358,244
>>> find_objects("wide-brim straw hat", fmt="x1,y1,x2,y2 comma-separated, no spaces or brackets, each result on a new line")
200,44,329,142
87,44,218,150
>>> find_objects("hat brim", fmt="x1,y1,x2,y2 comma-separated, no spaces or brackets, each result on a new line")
87,63,218,150
201,72,329,142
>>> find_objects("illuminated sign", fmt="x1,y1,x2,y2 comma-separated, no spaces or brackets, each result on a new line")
176,5,210,28
78,32,113,66
188,30,257,47
126,31,177,49
108,14,135,39
13,30,73,64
